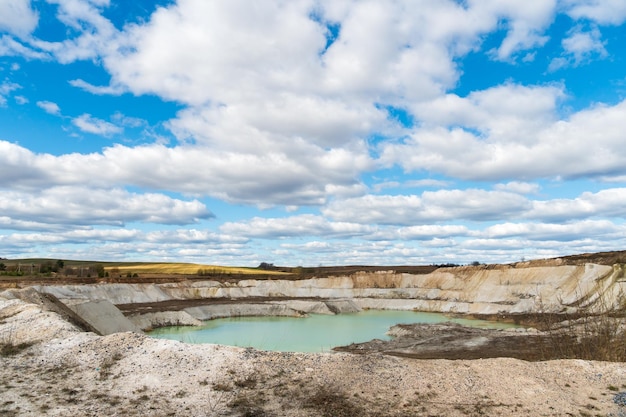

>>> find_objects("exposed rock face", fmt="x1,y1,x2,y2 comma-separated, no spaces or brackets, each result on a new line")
128,310,202,330
35,263,625,317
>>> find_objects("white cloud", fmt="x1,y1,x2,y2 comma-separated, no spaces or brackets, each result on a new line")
72,113,122,135
483,220,624,240
220,214,371,239
0,140,369,206
549,25,607,71
14,95,28,104
372,225,470,241
409,83,564,141
526,188,626,222
565,0,626,25
36,100,61,115
0,34,48,58
69,78,125,95
382,91,626,181
322,187,626,231
323,190,531,225
494,181,541,194
0,0,38,38
473,0,556,61
146,229,246,244
0,80,20,106
30,0,118,63
0,186,213,228
563,26,607,60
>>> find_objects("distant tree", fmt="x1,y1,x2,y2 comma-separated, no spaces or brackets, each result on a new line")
471,261,481,266
56,260,64,270
91,264,105,278
0,262,5,272
258,262,275,270
41,261,54,274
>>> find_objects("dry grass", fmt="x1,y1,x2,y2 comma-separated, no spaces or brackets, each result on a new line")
539,313,626,361
539,290,626,362
104,263,287,276
0,324,33,357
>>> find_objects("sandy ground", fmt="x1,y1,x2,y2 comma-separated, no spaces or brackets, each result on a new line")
2,298,626,417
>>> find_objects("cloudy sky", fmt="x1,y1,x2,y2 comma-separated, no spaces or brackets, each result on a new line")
1,0,626,266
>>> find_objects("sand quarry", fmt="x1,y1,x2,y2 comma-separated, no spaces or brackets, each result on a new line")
2,257,626,416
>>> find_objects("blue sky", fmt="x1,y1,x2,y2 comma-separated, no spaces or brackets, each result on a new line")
2,0,626,266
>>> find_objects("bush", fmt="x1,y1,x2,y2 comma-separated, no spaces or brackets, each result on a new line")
539,294,626,361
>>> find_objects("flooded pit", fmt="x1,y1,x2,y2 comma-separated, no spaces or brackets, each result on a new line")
149,309,517,352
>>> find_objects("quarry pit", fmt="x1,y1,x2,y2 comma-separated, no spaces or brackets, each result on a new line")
2,255,626,416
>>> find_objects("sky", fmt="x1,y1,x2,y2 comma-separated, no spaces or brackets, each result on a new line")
1,0,626,267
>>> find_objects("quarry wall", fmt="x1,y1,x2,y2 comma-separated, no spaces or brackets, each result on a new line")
34,264,624,310
2,262,624,332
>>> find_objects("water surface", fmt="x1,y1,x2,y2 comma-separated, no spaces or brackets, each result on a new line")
149,310,517,352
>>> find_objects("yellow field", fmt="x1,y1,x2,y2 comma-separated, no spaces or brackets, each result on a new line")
103,262,286,275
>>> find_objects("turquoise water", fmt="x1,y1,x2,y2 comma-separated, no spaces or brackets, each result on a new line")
149,310,517,352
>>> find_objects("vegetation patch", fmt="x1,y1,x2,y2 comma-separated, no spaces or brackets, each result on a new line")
0,342,33,357
301,385,367,417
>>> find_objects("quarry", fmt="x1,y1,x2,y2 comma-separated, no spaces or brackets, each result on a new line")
1,253,626,416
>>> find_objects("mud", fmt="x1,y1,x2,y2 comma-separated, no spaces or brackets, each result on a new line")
334,322,553,361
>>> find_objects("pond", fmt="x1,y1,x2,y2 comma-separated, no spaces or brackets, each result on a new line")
149,310,518,353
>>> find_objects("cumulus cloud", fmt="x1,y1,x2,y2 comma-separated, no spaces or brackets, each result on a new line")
72,113,122,135
371,225,470,241
146,229,246,244
323,190,531,225
220,214,371,239
0,140,370,206
33,0,118,63
494,181,541,194
477,0,556,61
526,188,626,222
382,91,626,181
0,186,213,228
37,100,61,115
549,25,607,71
565,0,626,25
483,220,624,241
324,187,626,227
0,0,38,38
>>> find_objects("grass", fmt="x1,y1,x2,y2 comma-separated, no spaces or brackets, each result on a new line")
105,262,286,276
